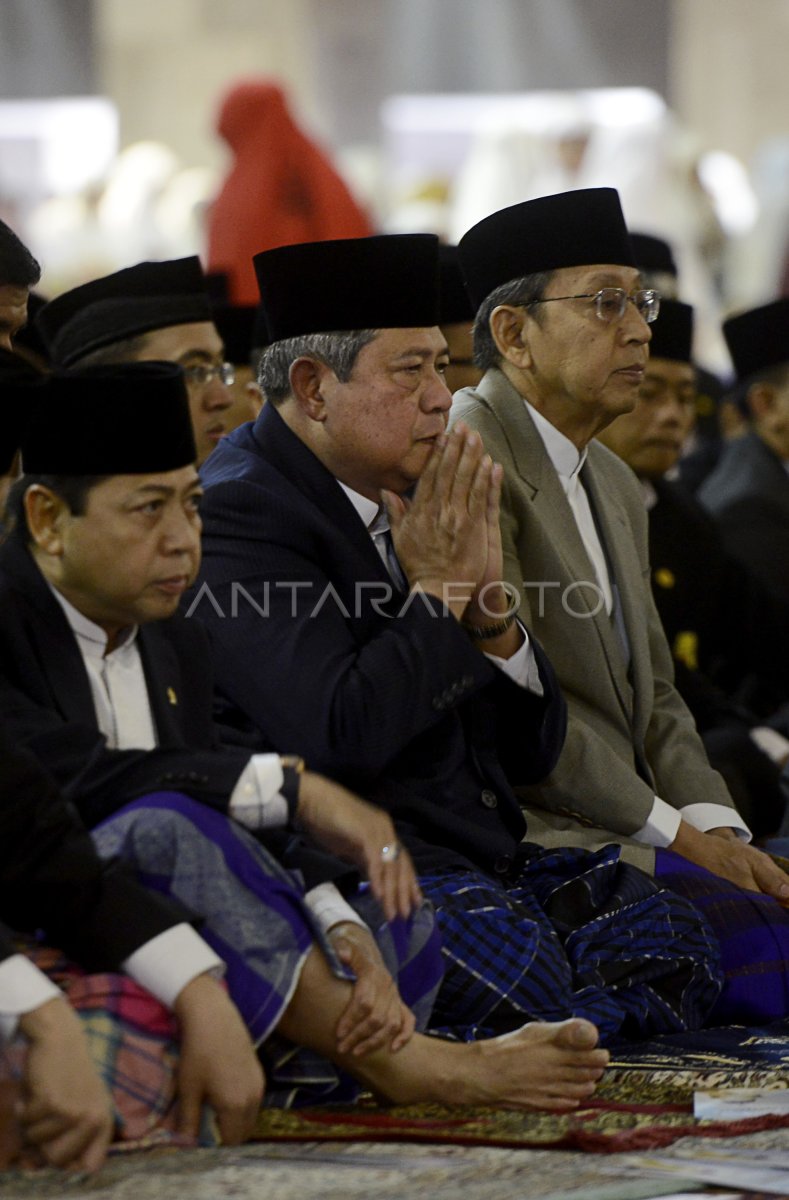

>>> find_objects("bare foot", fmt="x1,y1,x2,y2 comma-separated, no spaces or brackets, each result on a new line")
450,1018,609,1112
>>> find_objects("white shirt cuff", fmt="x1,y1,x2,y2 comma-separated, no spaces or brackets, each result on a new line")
750,726,789,766
484,624,544,696
304,882,368,936
0,955,62,1044
122,924,224,1010
681,802,752,842
229,753,289,830
630,795,683,847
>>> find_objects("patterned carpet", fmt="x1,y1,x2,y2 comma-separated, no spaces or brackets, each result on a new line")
252,1020,789,1152
1,1134,787,1200
2,1021,789,1199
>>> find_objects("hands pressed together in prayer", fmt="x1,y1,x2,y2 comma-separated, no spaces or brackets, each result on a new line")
384,422,521,656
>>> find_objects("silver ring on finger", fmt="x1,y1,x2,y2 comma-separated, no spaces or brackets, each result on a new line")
380,842,401,863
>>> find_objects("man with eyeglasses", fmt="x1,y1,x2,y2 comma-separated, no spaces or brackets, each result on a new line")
453,188,789,1024
36,258,236,466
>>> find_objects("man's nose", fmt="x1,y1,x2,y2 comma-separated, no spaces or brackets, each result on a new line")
201,377,234,410
423,370,453,411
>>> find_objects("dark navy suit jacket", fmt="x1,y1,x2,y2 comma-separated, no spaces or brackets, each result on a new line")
196,403,567,879
0,537,351,891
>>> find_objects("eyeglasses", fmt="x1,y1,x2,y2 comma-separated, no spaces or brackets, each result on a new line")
181,361,236,387
529,288,661,325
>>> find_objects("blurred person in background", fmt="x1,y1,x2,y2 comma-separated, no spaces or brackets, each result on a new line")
699,300,789,604
0,219,46,518
36,257,235,467
630,231,737,492
209,289,265,432
207,79,374,306
597,298,789,837
438,245,482,395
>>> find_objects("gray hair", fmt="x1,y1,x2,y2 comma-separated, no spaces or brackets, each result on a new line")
472,271,554,371
258,330,379,405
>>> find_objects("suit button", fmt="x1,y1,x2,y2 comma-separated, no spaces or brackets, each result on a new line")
494,855,512,875
480,789,498,809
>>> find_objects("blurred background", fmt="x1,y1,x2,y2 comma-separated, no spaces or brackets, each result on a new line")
1,0,788,372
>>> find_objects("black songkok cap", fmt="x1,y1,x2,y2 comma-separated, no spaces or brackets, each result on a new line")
0,349,45,474
21,361,197,475
204,271,231,303
253,234,441,341
457,188,636,310
212,303,258,365
12,291,50,366
630,232,678,279
723,299,789,382
648,299,694,364
36,257,213,368
438,244,475,325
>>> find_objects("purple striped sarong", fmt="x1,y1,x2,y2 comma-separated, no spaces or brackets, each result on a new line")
656,848,789,1024
92,792,443,1107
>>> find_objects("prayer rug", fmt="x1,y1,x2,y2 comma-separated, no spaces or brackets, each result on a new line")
252,1019,789,1153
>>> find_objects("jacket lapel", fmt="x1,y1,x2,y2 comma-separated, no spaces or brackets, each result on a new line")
254,404,402,589
137,624,184,744
0,540,97,725
478,373,635,721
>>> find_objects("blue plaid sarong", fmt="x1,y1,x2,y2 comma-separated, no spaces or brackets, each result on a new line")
421,842,723,1045
656,848,789,1025
92,792,443,1107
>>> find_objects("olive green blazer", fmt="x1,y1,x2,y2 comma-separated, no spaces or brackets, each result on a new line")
452,367,735,872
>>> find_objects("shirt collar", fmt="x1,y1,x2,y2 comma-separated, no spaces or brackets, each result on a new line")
524,399,587,485
640,478,658,511
48,583,139,660
337,480,386,533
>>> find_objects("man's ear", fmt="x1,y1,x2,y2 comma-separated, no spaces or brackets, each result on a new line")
288,357,333,422
24,485,69,556
489,304,533,368
746,381,773,422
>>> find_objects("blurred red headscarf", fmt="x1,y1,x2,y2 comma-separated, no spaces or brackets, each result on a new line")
207,80,375,304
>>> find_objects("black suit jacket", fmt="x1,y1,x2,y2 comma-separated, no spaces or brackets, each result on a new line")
0,537,251,828
195,403,566,879
648,477,789,722
0,725,191,971
698,431,789,603
0,538,354,892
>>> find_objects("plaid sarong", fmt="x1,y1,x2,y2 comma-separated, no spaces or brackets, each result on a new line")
656,848,789,1024
0,945,195,1147
422,842,723,1044
92,792,443,1108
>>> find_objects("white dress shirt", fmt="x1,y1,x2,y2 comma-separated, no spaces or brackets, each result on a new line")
526,400,751,846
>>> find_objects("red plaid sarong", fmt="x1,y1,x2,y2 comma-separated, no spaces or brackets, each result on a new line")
1,944,215,1150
